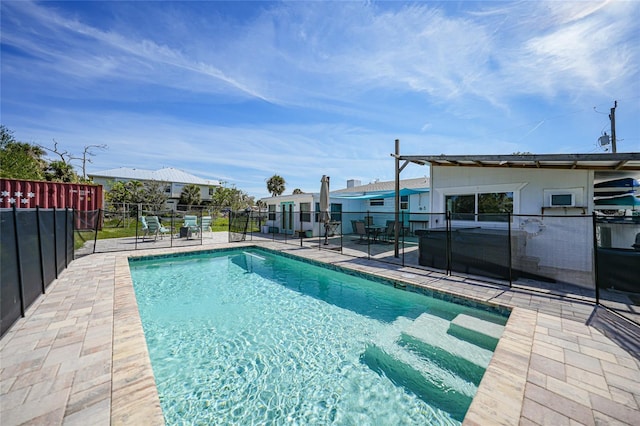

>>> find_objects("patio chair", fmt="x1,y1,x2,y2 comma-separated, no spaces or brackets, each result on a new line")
380,220,396,243
355,221,371,243
145,216,170,241
139,216,149,239
183,215,200,237
200,216,212,236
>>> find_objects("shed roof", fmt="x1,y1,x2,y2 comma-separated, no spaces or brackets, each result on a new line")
395,153,640,171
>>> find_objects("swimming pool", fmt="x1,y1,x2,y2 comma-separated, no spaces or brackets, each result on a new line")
129,248,510,425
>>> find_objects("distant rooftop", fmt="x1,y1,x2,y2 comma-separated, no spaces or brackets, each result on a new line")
89,167,220,186
333,177,430,194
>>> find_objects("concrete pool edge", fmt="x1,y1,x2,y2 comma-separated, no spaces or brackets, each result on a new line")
112,255,164,425
112,243,527,425
463,308,535,425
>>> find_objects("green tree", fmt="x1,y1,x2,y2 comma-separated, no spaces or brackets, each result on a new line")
44,160,79,182
0,125,46,180
142,181,169,213
180,184,202,210
105,180,144,205
126,181,145,204
211,186,254,211
105,181,130,204
266,174,286,197
292,188,303,194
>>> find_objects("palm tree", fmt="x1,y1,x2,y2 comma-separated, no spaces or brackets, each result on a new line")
292,188,303,194
266,174,286,197
180,184,202,210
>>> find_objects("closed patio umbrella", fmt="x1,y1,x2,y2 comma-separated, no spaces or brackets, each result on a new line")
320,175,330,244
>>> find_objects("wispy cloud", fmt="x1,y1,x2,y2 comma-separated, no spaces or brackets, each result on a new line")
2,1,638,198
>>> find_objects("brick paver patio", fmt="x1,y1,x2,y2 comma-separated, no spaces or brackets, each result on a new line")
1,233,638,425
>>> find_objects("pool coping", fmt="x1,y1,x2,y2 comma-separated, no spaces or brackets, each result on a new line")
112,244,532,425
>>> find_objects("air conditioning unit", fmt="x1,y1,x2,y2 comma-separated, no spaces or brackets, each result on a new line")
550,193,575,207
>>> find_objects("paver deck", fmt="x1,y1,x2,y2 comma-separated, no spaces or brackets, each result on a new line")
1,233,639,425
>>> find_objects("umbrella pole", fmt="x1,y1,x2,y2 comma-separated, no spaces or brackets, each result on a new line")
324,223,329,245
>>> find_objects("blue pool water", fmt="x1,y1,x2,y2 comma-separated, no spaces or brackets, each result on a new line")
129,248,509,425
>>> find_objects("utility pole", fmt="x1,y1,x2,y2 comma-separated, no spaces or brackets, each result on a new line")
609,100,617,153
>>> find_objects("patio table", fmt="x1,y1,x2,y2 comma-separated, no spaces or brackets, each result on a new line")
365,225,385,242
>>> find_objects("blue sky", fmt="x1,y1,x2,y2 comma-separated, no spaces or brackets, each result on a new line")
2,1,639,199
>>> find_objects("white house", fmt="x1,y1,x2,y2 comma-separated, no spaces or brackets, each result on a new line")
395,152,640,288
89,167,221,209
259,177,430,236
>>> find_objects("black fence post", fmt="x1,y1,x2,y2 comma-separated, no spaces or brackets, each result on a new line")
53,206,59,278
12,205,26,317
36,206,46,294
64,207,69,267
170,211,175,247
592,212,600,305
446,211,452,276
401,210,405,267
134,214,139,250
367,210,371,259
92,209,100,254
508,212,513,287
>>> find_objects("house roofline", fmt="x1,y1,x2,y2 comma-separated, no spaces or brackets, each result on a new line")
393,152,640,171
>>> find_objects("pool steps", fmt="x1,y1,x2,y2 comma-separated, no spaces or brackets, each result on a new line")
362,312,505,421
447,314,505,351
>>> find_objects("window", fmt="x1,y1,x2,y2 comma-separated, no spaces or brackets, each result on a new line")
268,204,276,221
446,194,475,220
400,195,409,210
300,203,311,222
331,203,342,222
446,192,513,221
478,192,513,222
315,203,342,222
370,198,384,206
209,187,214,196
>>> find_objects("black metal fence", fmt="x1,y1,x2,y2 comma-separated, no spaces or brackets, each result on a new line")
1,206,74,337
74,207,232,256
594,215,640,325
240,210,639,325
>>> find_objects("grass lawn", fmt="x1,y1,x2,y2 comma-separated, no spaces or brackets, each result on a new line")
74,216,231,249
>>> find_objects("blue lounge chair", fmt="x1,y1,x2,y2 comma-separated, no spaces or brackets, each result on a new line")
139,216,149,239
145,216,170,241
183,215,200,237
200,216,212,236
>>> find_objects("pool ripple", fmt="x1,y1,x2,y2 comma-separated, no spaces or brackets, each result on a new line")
130,251,504,425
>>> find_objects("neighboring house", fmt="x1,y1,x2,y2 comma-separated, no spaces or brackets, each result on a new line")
395,152,640,287
89,167,221,209
259,177,430,236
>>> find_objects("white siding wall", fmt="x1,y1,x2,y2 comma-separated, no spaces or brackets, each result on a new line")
429,166,596,288
430,167,594,215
